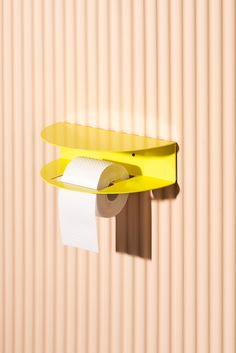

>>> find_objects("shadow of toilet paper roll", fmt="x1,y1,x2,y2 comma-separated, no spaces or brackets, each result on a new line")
116,191,152,259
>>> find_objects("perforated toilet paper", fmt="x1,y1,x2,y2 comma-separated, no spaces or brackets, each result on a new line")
58,157,129,252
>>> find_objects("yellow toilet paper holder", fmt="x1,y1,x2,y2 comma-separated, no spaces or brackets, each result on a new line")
40,122,177,194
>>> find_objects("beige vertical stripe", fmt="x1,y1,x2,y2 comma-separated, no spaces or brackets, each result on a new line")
170,0,183,352
196,1,209,352
209,1,223,352
183,0,197,351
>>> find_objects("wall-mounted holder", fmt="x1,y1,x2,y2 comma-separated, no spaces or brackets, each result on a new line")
41,122,177,258
41,122,177,192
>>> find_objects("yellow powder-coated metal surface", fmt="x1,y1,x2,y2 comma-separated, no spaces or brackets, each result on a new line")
40,159,174,194
41,123,177,194
41,122,174,151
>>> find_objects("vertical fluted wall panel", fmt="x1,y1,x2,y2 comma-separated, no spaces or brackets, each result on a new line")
0,1,235,352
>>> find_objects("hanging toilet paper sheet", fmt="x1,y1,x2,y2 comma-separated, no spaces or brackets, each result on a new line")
58,157,129,252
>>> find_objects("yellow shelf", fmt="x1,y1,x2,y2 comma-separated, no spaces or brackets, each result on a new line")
41,123,177,194
41,122,175,151
41,159,174,194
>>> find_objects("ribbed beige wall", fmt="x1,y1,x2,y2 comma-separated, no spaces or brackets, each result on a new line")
0,1,235,352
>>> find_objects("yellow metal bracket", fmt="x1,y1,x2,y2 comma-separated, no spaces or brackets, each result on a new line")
40,122,177,194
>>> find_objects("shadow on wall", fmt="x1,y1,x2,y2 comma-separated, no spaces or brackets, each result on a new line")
116,183,180,260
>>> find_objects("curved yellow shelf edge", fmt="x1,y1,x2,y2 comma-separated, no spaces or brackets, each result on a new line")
40,123,177,194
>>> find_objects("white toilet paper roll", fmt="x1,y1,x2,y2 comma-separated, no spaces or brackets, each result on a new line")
58,157,129,252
